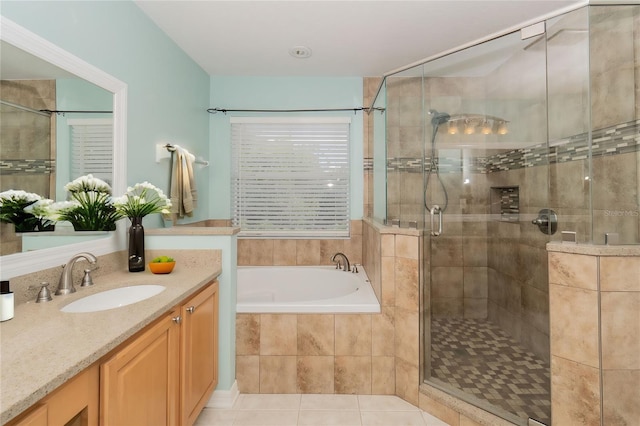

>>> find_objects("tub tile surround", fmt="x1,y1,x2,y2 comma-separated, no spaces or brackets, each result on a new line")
547,244,640,426
235,219,422,404
237,220,363,267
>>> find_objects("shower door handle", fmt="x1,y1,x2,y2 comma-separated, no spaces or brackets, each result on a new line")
430,205,442,236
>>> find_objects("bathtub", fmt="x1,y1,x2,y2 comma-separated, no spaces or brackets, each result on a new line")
236,266,380,314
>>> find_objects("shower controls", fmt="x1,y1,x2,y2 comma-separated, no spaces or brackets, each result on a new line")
430,205,443,237
532,209,558,235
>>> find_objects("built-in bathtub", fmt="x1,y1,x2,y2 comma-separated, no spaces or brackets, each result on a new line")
236,266,380,313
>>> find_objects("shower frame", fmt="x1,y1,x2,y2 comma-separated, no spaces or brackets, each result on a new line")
367,2,639,425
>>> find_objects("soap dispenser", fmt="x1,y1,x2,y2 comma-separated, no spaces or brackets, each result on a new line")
0,280,14,321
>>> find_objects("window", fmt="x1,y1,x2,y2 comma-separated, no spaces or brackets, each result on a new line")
231,117,350,238
68,118,113,185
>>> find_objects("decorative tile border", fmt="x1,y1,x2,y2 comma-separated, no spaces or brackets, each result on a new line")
371,119,639,174
0,159,55,175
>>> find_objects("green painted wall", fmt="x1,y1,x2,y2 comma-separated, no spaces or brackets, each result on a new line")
2,0,211,227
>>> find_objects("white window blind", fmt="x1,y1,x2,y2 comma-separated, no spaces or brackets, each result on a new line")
231,117,350,238
68,118,113,186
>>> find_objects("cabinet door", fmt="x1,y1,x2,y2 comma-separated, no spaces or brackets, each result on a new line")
8,405,47,426
181,281,219,426
101,311,180,426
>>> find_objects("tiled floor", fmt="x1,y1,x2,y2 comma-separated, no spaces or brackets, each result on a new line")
430,318,550,425
195,394,451,426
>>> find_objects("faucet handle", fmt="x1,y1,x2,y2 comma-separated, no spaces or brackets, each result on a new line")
35,282,53,303
81,269,95,287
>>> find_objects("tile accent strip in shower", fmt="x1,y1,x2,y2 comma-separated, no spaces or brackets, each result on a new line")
376,119,640,174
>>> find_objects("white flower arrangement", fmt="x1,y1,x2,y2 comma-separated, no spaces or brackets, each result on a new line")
113,182,172,218
58,174,120,231
0,190,53,232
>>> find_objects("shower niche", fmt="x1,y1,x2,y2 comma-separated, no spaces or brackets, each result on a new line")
490,186,520,222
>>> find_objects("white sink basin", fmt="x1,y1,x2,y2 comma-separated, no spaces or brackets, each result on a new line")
61,285,166,313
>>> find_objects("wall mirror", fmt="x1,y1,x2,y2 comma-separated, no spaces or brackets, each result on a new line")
0,17,128,278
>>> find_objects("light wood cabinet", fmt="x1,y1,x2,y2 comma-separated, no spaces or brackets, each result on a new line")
99,280,218,426
8,365,99,426
100,309,181,426
10,280,219,426
181,281,219,426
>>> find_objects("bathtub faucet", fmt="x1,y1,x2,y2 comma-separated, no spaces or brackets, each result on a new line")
331,252,350,272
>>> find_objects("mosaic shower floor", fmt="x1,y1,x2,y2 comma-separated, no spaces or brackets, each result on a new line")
430,318,550,425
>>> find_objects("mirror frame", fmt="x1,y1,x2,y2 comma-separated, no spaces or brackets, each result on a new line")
0,17,128,278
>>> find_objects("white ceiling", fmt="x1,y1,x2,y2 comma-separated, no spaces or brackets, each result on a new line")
134,0,584,77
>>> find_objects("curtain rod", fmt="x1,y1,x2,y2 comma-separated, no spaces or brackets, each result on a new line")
39,109,113,115
207,107,384,114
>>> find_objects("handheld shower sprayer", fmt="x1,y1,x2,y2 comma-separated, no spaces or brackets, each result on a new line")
425,110,450,214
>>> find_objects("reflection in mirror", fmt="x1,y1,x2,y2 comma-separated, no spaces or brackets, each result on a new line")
0,40,114,255
0,17,127,279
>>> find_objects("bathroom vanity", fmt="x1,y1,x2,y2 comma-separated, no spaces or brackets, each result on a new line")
1,255,221,426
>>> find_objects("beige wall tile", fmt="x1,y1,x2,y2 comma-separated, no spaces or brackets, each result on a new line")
372,306,395,357
603,369,640,426
549,284,599,368
236,355,260,393
551,356,600,426
320,240,345,265
260,314,297,355
343,233,363,265
395,235,419,259
297,314,335,356
395,257,420,311
236,314,260,355
432,298,464,318
395,308,419,366
463,267,488,299
238,239,274,266
334,356,372,394
335,314,372,356
273,240,297,265
601,291,640,369
462,237,487,267
549,252,597,290
350,219,363,235
381,256,396,307
381,235,395,257
395,358,419,406
260,356,297,393
600,256,640,291
463,298,487,319
297,356,335,394
431,267,464,299
296,240,322,265
418,392,459,426
371,356,395,395
430,236,463,267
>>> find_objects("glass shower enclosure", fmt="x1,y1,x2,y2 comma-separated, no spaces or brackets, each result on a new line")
369,4,639,425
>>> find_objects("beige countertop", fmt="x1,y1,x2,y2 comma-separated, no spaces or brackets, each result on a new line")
547,241,640,256
0,255,221,424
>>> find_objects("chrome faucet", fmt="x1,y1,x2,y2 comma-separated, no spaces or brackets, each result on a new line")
331,252,350,272
56,252,98,295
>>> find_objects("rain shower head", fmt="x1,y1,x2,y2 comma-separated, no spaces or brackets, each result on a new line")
428,109,451,126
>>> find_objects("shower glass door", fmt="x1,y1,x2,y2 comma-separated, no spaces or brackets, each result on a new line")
422,28,552,425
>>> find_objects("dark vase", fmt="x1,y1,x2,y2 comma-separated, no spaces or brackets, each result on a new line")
128,216,145,272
